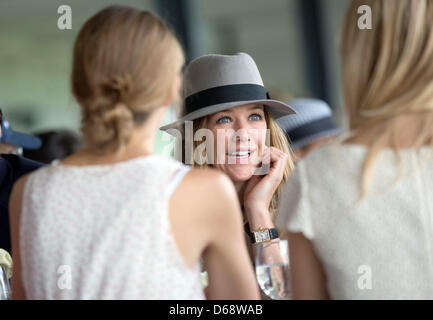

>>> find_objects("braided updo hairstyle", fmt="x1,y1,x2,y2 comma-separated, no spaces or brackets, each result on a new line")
71,5,184,154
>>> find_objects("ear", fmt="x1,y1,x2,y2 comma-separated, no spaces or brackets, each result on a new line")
162,74,182,108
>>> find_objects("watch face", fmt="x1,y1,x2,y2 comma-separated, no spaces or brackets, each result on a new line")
254,230,270,243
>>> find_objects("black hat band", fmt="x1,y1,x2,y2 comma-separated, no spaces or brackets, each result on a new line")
286,116,337,143
184,84,270,115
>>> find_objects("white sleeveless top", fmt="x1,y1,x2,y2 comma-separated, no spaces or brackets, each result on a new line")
277,142,433,299
19,154,205,300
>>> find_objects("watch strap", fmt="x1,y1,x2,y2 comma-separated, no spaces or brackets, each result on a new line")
244,222,279,244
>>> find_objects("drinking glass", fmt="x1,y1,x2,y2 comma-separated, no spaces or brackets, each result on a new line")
0,266,11,300
255,240,291,300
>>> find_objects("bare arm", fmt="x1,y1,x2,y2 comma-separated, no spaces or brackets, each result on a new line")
169,169,260,300
202,173,260,300
243,147,289,272
9,174,30,300
287,232,329,299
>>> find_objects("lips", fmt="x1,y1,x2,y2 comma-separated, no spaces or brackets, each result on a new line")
226,149,257,163
227,150,251,158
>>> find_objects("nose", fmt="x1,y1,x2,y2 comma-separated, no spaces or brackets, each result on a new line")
230,118,252,144
232,130,250,144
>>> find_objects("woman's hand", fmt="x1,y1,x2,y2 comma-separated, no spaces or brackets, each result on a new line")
243,146,288,226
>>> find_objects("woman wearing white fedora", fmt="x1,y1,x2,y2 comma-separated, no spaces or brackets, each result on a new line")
161,53,296,267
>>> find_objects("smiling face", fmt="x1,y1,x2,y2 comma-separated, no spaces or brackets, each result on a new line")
206,103,268,182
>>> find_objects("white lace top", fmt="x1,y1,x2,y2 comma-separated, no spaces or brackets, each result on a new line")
277,142,433,299
19,154,205,300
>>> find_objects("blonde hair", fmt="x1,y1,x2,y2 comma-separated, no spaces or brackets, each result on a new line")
72,5,184,154
189,108,294,220
340,0,433,197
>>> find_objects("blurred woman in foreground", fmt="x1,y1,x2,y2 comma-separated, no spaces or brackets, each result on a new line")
277,0,433,299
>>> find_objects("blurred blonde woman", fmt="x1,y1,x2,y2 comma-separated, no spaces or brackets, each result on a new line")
277,0,433,299
9,6,259,300
161,53,296,262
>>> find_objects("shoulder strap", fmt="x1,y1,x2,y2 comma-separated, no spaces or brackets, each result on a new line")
165,165,191,198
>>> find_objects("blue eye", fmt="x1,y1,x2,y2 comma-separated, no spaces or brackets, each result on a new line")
249,114,262,121
216,116,231,124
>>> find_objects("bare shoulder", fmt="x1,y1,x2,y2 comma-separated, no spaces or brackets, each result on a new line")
9,173,32,224
168,167,242,267
180,168,238,203
10,173,32,204
170,167,240,225
184,167,233,186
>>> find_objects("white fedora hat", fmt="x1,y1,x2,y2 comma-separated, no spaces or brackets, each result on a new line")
160,52,296,134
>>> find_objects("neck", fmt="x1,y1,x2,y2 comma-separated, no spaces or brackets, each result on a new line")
63,108,166,166
67,131,154,166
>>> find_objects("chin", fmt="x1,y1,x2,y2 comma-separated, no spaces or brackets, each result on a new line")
220,164,256,182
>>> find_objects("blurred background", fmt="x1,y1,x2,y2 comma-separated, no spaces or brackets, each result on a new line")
0,0,350,155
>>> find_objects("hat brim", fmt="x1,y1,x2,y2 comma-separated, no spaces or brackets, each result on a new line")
2,130,42,149
159,99,296,134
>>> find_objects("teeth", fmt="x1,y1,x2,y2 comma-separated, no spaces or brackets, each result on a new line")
228,151,251,158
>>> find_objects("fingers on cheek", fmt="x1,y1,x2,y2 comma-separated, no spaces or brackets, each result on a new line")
261,159,269,166
262,154,271,164
270,148,287,159
274,149,286,157
276,156,287,171
277,151,290,161
265,148,288,167
270,153,284,164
